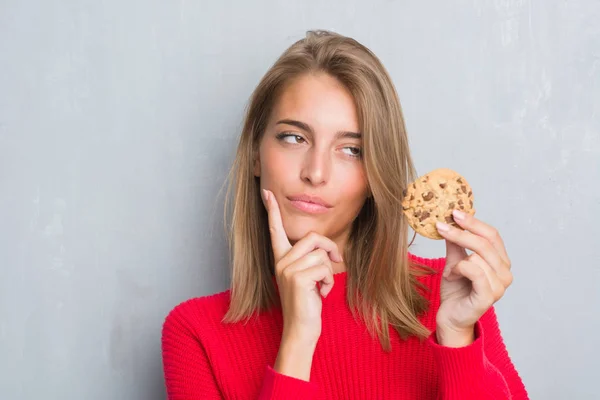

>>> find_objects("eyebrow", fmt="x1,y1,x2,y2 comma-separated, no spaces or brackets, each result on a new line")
276,119,362,140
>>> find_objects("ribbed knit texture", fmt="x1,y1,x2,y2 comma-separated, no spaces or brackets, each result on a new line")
161,253,529,399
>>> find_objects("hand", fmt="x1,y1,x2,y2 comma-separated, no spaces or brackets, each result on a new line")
434,209,513,347
262,189,343,347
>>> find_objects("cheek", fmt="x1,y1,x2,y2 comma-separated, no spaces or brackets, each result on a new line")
336,168,368,200
260,145,297,182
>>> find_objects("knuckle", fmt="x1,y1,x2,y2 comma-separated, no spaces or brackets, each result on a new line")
312,249,327,263
281,266,293,280
269,226,278,236
308,231,320,240
275,261,284,272
491,228,501,240
472,266,485,279
491,281,505,298
314,248,328,257
495,230,502,241
315,248,329,262
483,242,495,255
496,285,506,299
505,271,514,286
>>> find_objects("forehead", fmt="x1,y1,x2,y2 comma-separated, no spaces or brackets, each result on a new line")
270,73,360,132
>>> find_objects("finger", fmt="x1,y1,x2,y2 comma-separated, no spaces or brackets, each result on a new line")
467,253,513,289
436,221,508,279
447,255,507,302
451,260,496,312
443,239,468,275
280,249,332,278
280,231,343,267
296,264,335,298
263,189,292,264
450,210,510,266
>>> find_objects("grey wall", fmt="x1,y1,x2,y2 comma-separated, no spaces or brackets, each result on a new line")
1,0,598,399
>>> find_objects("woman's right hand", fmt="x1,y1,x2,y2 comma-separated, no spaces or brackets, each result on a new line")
262,189,343,348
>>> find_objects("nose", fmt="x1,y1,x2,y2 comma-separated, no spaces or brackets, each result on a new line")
300,146,330,186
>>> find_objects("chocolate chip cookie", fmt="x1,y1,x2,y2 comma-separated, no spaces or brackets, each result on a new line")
401,168,475,240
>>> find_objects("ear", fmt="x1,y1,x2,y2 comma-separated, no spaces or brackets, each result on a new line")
253,152,261,177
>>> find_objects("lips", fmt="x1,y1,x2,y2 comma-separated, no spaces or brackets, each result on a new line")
287,194,332,208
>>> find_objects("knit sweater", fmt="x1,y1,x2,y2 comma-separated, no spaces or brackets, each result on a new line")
161,253,529,399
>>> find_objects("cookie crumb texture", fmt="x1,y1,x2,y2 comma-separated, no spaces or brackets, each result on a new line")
401,168,475,240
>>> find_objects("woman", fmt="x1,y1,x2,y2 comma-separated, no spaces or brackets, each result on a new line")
161,30,529,399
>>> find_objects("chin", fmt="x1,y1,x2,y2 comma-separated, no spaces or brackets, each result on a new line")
282,219,328,242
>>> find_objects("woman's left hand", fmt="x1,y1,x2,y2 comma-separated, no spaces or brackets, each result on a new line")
434,209,513,347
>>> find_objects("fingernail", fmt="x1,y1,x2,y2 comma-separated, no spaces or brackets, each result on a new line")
452,209,466,221
436,221,451,233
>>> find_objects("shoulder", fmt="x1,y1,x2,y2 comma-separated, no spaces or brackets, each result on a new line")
161,289,232,342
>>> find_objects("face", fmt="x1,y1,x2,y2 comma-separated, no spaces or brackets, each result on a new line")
254,72,370,251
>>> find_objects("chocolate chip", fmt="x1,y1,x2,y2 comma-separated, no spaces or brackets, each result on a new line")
418,211,430,222
461,185,467,194
458,199,464,205
422,192,434,201
439,183,446,189
410,195,414,201
445,216,454,223
457,178,463,183
413,183,416,189
468,190,472,197
470,200,473,208
449,202,455,208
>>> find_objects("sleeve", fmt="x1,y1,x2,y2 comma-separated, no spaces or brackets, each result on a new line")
427,306,529,400
161,306,224,400
258,365,319,399
161,304,319,400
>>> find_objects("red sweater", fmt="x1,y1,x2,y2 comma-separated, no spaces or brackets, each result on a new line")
161,253,529,399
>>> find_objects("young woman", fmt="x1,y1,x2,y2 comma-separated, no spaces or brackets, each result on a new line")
161,30,529,399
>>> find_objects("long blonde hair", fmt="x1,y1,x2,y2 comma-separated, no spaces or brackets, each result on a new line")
222,30,433,351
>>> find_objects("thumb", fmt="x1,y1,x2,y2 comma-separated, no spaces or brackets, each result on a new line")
444,239,468,267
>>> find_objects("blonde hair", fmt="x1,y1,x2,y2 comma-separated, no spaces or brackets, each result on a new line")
221,30,433,351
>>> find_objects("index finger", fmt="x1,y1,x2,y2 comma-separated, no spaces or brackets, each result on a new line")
450,210,510,266
263,189,292,263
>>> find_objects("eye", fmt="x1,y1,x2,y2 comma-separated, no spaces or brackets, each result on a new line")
276,132,305,144
342,146,362,159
